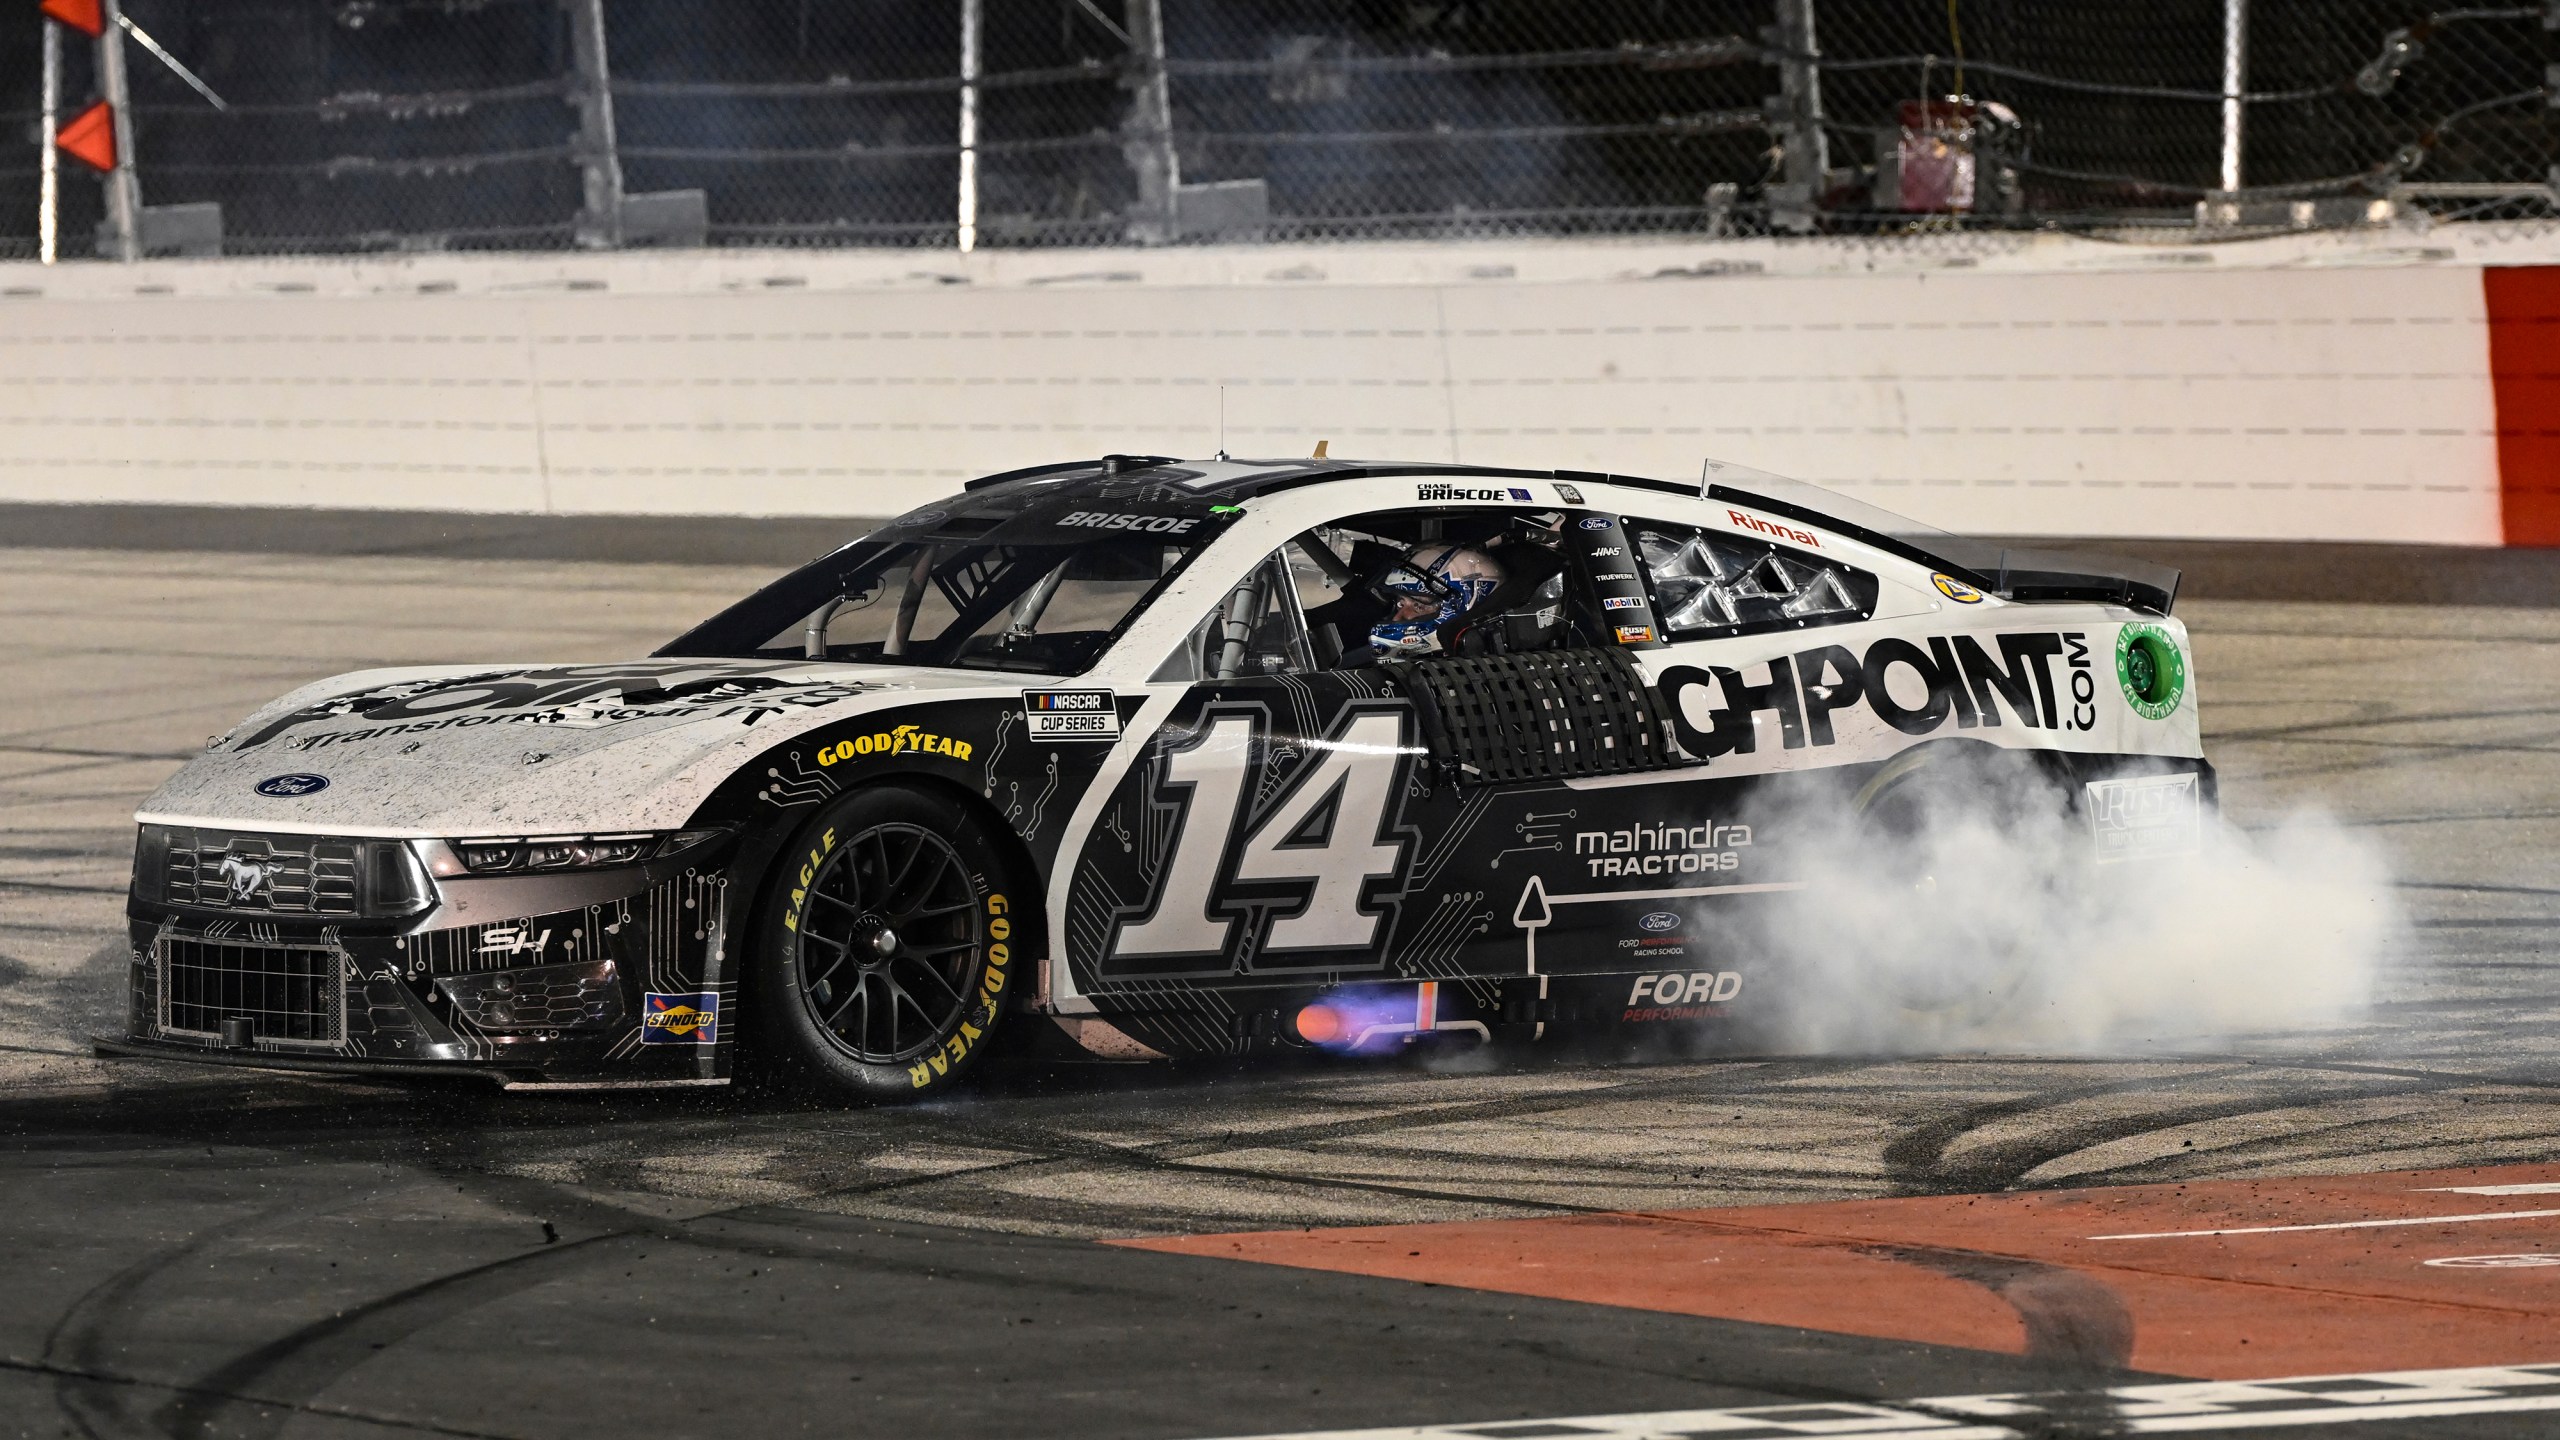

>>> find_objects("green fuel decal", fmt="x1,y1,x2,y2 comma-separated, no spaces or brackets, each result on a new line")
2115,623,2186,721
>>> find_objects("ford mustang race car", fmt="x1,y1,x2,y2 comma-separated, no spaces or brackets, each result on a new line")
110,456,2210,1098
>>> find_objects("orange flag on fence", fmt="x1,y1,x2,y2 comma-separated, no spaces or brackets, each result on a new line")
56,100,117,173
41,0,105,38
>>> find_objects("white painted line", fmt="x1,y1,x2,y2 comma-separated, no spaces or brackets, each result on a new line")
1194,1363,2560,1440
2090,1208,2560,1240
1203,1409,2011,1439
2119,1395,2560,1431
1544,880,1807,907
2421,1182,2560,1196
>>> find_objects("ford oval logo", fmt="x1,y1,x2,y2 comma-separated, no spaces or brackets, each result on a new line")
253,773,329,798
1638,911,1679,933
1578,516,1614,531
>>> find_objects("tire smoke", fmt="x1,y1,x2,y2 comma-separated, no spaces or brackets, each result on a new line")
1729,754,2403,1055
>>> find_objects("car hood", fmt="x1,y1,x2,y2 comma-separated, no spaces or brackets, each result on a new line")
137,658,1029,837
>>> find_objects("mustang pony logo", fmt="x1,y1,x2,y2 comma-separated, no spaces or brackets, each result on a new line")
217,854,284,905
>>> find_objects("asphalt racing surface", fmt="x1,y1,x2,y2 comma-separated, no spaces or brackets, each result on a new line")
4,547,2558,1440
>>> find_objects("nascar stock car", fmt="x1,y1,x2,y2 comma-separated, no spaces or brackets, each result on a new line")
111,455,2210,1098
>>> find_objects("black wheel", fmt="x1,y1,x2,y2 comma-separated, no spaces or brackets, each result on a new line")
749,785,1025,1101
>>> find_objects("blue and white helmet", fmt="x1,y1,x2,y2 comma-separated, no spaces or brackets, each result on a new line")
1368,544,1504,649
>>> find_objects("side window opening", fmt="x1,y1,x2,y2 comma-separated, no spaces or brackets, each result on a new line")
1155,552,1315,684
1299,509,1584,663
1631,523,1878,640
1160,508,1645,684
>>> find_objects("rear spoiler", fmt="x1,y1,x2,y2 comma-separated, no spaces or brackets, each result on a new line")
1708,486,2180,615
1923,541,2182,615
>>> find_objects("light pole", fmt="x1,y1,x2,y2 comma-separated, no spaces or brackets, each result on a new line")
38,20,59,264
1123,0,1178,243
958,0,981,252
2219,0,2248,193
563,0,625,247
96,0,142,261
1770,0,1829,234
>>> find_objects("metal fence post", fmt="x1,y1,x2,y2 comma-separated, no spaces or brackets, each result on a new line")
1768,0,1828,234
38,20,60,265
1123,0,1179,243
958,0,981,252
563,0,625,248
2219,0,2248,193
95,0,142,261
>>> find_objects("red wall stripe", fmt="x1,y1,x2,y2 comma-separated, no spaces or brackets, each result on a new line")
2486,265,2560,547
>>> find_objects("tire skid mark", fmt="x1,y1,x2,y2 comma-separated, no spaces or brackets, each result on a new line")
0,1354,531,1440
155,1239,617,1440
842,1060,1885,1221
2186,1054,2560,1093
1880,1064,2268,1195
16,1049,2557,1437
1935,1087,2439,1192
1855,1242,2139,1378
41,1201,316,1440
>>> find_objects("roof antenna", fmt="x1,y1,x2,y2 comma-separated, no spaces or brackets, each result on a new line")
1698,456,1714,499
1311,439,1330,459
1215,386,1229,461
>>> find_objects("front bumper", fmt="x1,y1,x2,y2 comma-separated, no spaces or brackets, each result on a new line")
122,841,737,1086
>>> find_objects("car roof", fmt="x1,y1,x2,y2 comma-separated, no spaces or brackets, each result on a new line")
954,455,2181,614
958,453,1747,505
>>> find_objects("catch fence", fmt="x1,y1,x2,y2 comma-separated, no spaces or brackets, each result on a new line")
2,0,2552,259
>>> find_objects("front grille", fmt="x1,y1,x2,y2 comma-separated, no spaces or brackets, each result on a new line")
161,829,360,916
141,826,430,919
435,960,625,1032
157,937,345,1044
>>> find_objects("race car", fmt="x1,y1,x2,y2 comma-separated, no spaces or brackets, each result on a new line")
110,455,2210,1098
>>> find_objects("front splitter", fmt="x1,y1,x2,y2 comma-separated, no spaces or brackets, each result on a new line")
92,1034,534,1086
91,1035,734,1092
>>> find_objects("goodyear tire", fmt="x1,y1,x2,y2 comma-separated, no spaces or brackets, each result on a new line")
749,784,1022,1102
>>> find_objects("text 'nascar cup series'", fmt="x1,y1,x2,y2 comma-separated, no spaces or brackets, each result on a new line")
116,455,2206,1100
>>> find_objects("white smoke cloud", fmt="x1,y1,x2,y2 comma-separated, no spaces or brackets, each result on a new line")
1726,752,2403,1056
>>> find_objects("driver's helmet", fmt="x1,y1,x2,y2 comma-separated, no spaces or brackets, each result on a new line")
1368,543,1504,649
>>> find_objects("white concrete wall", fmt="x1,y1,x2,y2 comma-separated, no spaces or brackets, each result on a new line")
2,224,2548,543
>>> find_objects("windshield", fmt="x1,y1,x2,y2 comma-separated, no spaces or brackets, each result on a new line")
660,495,1237,674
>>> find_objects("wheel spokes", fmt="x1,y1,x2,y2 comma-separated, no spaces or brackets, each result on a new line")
820,973,865,1032
794,819,986,1064
894,951,968,1010
808,887,864,919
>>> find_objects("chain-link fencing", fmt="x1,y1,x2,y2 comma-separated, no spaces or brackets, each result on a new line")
2,0,2552,259
1810,0,2556,236
3,0,584,258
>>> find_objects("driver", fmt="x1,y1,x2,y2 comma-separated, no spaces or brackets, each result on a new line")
1363,543,1504,655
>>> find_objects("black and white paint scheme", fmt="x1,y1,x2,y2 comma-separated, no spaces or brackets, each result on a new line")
117,455,2212,1094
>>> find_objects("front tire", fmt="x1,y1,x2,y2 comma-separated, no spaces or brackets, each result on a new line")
749,785,1024,1101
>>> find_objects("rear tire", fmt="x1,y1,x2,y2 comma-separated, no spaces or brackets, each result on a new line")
748,785,1025,1102
1848,743,2076,1020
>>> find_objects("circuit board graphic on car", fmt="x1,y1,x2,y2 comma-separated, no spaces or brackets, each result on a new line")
112,454,2208,1097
